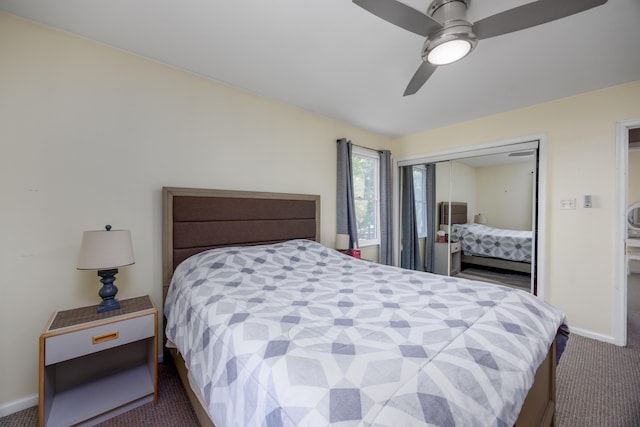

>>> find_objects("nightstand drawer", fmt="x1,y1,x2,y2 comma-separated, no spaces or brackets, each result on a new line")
45,314,154,365
450,241,461,252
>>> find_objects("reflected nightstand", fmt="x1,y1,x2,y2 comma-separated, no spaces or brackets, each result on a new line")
434,241,461,276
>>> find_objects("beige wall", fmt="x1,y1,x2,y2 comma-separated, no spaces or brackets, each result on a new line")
435,161,477,225
435,160,532,230
0,13,391,407
449,161,478,224
629,150,640,205
435,162,452,225
393,80,640,343
476,162,534,230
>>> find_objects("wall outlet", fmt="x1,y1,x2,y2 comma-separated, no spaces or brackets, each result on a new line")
560,198,576,210
584,194,592,208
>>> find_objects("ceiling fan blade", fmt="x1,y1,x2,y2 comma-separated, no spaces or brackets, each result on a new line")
474,0,607,40
353,0,441,37
404,62,438,96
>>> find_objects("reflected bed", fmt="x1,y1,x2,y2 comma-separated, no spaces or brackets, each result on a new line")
441,202,532,274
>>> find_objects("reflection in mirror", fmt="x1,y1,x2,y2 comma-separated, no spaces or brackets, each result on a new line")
396,143,539,293
400,165,422,271
629,203,640,237
400,163,439,273
445,152,535,292
629,204,640,228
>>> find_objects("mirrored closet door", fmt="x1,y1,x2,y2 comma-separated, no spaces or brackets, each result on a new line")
397,141,539,294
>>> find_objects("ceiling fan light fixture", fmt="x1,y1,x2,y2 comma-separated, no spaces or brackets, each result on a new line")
427,39,471,65
353,0,609,96
422,20,477,66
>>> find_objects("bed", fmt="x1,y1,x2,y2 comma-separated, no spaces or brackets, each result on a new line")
163,187,563,427
441,202,532,274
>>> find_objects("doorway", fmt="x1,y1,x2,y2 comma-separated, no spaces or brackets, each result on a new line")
616,122,640,347
393,136,546,297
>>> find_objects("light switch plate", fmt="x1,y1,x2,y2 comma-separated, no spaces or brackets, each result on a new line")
560,198,576,210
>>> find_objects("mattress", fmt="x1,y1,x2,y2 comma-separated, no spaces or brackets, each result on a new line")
164,239,563,427
450,223,533,263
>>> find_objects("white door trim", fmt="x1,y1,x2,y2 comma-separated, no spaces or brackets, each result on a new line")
392,134,547,299
614,119,640,346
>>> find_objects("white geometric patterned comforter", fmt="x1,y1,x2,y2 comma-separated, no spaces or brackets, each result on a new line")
450,223,533,263
164,239,564,427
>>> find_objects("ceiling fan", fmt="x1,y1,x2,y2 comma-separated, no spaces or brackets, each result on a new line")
353,0,608,96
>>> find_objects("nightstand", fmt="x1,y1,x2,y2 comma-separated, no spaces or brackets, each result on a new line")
433,241,461,276
39,295,157,427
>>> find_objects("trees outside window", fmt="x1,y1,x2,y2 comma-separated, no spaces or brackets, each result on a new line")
352,147,380,247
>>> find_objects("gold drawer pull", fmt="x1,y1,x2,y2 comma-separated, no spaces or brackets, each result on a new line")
92,331,119,345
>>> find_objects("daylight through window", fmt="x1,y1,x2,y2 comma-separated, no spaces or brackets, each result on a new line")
413,166,427,238
352,147,380,247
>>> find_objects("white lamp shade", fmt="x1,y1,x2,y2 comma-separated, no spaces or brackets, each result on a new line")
336,234,350,250
77,229,135,270
474,214,487,225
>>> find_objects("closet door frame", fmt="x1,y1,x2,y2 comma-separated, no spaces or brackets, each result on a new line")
614,119,640,346
392,134,547,299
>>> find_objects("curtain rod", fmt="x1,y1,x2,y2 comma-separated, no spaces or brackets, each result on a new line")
336,139,389,154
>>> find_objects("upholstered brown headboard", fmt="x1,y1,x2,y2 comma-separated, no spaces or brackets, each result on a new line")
162,187,320,298
439,202,468,225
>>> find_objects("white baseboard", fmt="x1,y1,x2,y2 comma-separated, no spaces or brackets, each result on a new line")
568,326,617,345
0,394,37,418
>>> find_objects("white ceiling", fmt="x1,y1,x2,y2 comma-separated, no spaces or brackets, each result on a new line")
2,0,639,138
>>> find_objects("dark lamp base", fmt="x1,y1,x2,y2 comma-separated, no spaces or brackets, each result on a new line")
98,298,121,313
97,268,121,313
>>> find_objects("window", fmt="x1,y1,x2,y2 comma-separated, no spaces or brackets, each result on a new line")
413,166,427,238
352,147,380,247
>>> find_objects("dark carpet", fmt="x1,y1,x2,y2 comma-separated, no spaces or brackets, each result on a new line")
0,362,199,427
556,334,640,426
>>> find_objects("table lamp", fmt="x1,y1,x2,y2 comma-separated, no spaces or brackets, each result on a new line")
474,213,487,225
77,225,135,313
336,234,350,254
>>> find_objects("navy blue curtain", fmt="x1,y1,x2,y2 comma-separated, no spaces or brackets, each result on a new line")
424,163,436,272
379,150,393,265
336,138,358,249
401,166,422,270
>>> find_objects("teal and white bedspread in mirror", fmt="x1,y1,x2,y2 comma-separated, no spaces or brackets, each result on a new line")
450,223,533,263
164,239,563,427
